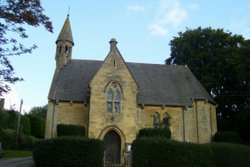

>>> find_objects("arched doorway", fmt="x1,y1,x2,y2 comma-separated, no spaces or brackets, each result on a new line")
103,130,121,163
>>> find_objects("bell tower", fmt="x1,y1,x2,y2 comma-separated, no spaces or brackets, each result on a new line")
55,15,74,69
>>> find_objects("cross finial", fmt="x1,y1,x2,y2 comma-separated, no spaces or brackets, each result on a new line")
67,6,70,17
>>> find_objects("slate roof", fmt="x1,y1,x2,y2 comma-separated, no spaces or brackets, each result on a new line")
56,16,74,45
48,59,215,106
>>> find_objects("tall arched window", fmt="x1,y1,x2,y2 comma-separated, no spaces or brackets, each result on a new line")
106,82,121,113
153,112,160,128
163,112,170,128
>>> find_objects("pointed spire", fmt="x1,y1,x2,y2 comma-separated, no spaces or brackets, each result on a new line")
56,15,74,45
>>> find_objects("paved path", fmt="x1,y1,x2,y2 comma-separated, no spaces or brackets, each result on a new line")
0,156,33,167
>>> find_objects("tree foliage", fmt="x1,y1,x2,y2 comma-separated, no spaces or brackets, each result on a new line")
29,105,47,119
0,0,53,95
166,27,250,142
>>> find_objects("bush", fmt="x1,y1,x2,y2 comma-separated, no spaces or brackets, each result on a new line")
132,138,250,167
0,129,16,149
0,109,9,129
0,128,39,150
57,124,85,137
214,131,241,143
138,128,171,138
132,138,213,167
235,111,250,143
20,135,39,150
33,137,104,167
20,116,31,135
210,143,250,167
29,115,45,138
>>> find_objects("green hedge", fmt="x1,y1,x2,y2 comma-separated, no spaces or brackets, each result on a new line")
0,129,16,149
33,137,104,167
214,131,241,144
138,128,171,138
19,135,39,150
20,116,31,135
210,143,250,167
0,128,38,150
29,116,45,138
57,124,85,137
132,137,250,167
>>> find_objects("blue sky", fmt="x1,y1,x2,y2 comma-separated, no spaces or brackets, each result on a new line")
3,0,250,113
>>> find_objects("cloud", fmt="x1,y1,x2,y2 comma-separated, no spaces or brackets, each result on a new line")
187,2,199,11
148,0,188,36
127,5,147,12
148,24,168,36
157,0,187,26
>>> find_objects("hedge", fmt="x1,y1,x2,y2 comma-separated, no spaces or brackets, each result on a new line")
0,128,38,150
20,116,31,135
57,124,85,137
0,129,16,149
29,115,45,138
33,137,104,167
132,137,250,167
214,131,241,144
210,143,250,167
138,128,171,138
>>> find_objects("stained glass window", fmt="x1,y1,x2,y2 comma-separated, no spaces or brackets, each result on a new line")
106,82,121,113
107,102,112,113
153,112,160,128
163,112,170,128
114,90,121,101
107,89,113,101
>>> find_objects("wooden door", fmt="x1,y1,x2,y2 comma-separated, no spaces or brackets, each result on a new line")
104,130,121,163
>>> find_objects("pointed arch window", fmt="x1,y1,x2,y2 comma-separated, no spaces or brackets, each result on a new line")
163,112,170,128
106,82,122,113
153,112,160,128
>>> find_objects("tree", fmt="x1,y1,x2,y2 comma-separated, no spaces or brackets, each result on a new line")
0,0,53,95
29,105,47,119
166,27,250,140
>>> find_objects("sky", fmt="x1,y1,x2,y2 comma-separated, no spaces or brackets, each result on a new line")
2,0,250,113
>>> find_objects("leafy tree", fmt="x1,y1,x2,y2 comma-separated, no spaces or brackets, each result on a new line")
29,105,47,119
0,0,53,95
166,27,250,139
29,115,45,138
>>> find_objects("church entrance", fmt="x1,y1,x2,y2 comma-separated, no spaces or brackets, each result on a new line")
104,130,121,165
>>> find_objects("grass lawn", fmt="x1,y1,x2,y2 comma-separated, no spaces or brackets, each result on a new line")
2,150,32,159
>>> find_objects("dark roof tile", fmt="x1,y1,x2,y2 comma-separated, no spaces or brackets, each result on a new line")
48,59,214,106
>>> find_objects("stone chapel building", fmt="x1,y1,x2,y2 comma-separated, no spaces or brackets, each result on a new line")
45,16,217,162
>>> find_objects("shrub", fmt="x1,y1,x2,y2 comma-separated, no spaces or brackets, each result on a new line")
57,124,85,137
0,128,16,149
29,115,45,138
214,131,241,143
33,137,104,167
0,109,9,129
138,128,171,138
234,111,250,143
20,116,31,135
20,135,39,150
210,143,250,167
132,138,250,167
132,138,213,167
0,128,39,150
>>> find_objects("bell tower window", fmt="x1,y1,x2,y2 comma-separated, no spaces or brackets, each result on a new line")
65,45,68,53
106,82,122,113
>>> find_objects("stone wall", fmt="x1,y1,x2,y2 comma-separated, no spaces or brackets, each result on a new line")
139,101,217,143
88,44,138,144
140,106,184,141
45,101,89,138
